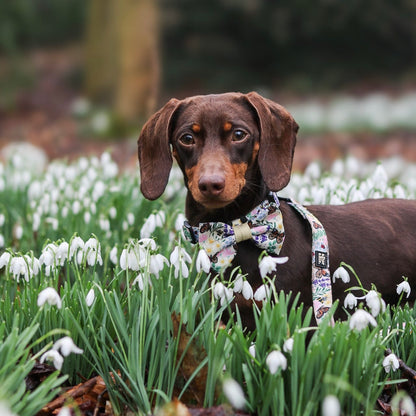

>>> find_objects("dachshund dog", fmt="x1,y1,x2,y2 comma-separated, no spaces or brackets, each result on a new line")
138,92,416,328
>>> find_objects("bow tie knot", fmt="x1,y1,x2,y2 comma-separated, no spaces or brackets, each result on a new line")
183,194,285,273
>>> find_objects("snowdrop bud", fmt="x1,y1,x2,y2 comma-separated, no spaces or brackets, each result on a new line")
0,252,11,270
109,206,117,219
222,378,246,410
259,256,289,279
366,290,385,317
72,200,81,214
372,164,388,191
396,280,411,298
57,407,71,416
322,395,341,416
383,353,400,373
133,274,145,290
0,234,3,248
248,343,256,359
242,281,253,300
349,309,377,331
332,266,350,284
40,349,64,370
37,287,62,309
0,401,17,416
13,224,23,240
84,211,91,224
266,350,287,374
213,282,228,299
127,212,135,226
196,249,211,273
344,293,358,309
86,288,95,306
233,275,244,293
254,284,270,302
110,246,118,265
175,213,186,231
283,337,294,354
53,336,83,356
0,213,5,227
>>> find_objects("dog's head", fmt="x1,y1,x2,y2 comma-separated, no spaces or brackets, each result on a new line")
138,92,298,209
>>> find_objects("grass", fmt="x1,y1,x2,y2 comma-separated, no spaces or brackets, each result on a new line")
0,152,415,415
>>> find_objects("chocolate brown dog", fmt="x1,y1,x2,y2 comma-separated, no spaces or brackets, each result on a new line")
138,91,416,328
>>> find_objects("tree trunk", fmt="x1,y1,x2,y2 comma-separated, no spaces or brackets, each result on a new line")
85,0,159,123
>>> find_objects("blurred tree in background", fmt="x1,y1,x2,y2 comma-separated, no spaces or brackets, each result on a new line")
1,0,416,115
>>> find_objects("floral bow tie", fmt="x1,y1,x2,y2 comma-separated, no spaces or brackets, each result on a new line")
183,193,285,273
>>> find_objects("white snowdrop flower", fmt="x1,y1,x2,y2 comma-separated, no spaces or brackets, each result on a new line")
372,164,388,191
133,274,147,290
233,275,244,293
393,184,407,199
329,194,344,205
71,96,91,116
397,280,411,298
91,111,110,134
332,266,350,284
53,336,83,356
109,206,117,219
266,350,287,374
0,252,11,270
56,242,69,266
344,293,358,309
37,287,62,309
297,187,310,204
350,189,365,202
122,220,128,231
397,395,416,416
383,353,400,373
248,343,256,359
366,290,385,317
10,257,30,281
84,211,91,224
69,236,84,259
305,161,321,180
72,200,81,214
170,246,192,278
57,407,72,416
86,288,95,306
254,284,270,302
196,249,211,273
175,213,186,231
139,238,157,250
0,401,17,416
127,212,135,226
0,213,5,227
0,234,4,248
99,216,110,232
149,253,169,278
89,202,97,215
45,217,59,230
13,224,23,240
109,246,118,265
331,159,344,177
92,180,106,201
349,309,377,331
39,243,58,267
32,212,41,232
40,349,64,370
84,237,103,266
214,282,228,299
223,378,246,410
61,205,69,218
242,281,253,300
322,395,341,416
220,288,234,306
154,210,166,227
283,337,294,354
140,214,156,239
259,255,289,278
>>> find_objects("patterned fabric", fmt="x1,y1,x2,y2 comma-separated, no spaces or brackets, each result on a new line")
182,193,334,324
288,200,334,325
183,193,285,273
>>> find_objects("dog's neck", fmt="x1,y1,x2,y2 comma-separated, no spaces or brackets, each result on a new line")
185,180,269,225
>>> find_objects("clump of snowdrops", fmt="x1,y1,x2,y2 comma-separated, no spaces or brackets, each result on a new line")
0,150,415,415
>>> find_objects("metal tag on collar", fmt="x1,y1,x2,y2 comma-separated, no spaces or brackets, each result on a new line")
183,221,198,244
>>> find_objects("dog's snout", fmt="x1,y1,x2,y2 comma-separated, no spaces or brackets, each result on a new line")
198,175,225,196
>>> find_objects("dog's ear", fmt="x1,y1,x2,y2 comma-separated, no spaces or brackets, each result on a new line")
138,98,181,200
245,91,298,191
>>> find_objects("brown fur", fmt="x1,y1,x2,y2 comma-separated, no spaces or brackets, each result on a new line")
138,92,416,329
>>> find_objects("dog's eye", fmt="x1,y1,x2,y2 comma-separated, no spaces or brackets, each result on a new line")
179,134,195,146
232,129,248,142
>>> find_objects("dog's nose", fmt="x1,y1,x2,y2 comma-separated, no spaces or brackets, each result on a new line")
198,175,225,196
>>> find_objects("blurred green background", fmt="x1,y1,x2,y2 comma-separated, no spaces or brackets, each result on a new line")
1,0,416,168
